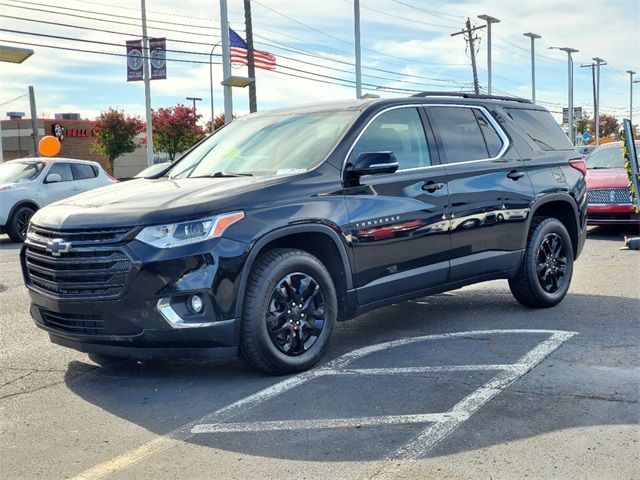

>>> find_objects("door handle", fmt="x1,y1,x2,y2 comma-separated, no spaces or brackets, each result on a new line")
422,181,445,192
507,170,525,180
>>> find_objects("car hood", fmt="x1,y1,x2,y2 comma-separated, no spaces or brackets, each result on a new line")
586,168,630,189
31,176,276,229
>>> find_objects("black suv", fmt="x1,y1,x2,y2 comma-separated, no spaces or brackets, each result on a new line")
21,93,587,375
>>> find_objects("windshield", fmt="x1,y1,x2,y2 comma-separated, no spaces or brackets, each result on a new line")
167,111,356,178
586,146,626,169
135,163,170,178
0,161,45,184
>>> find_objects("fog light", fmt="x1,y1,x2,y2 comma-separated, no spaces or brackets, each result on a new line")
187,294,204,314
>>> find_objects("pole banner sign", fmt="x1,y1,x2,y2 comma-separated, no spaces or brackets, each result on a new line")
126,40,143,82
150,38,167,80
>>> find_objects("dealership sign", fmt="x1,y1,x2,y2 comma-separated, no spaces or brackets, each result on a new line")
126,38,166,81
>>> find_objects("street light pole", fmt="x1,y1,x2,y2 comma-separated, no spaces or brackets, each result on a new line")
209,42,220,132
627,70,636,125
354,0,362,99
523,32,541,103
219,0,233,125
141,0,154,167
550,46,579,146
478,15,500,95
592,57,606,145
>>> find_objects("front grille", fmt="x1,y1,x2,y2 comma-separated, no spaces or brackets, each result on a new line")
587,188,632,205
24,225,135,299
41,310,104,335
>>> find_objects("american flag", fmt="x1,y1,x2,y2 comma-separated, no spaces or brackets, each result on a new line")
229,28,276,71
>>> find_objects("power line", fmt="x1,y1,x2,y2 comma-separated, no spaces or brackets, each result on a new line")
346,0,457,30
388,0,464,22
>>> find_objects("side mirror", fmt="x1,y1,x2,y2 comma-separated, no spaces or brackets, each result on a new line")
45,173,62,183
346,151,398,183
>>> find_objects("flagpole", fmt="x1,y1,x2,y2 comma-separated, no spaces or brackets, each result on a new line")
220,0,233,125
141,0,154,166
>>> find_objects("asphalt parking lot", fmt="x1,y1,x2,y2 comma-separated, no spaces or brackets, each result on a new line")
1,227,639,480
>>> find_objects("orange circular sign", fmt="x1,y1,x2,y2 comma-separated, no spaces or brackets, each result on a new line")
38,135,61,157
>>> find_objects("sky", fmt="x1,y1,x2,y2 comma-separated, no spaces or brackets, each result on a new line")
1,0,639,126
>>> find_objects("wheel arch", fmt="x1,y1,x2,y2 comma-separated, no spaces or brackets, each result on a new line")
8,200,40,223
528,194,580,258
234,224,353,321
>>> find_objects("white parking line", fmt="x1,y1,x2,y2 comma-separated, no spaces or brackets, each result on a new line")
71,329,575,480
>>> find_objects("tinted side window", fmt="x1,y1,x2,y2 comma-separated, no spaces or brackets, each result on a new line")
47,163,73,182
474,110,503,157
504,108,573,151
72,163,98,180
353,108,430,170
428,107,488,163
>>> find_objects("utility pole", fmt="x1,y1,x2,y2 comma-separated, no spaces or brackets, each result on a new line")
627,70,637,125
354,0,362,99
28,85,39,157
523,32,541,103
593,57,606,145
219,0,232,125
244,0,257,113
141,0,154,167
478,15,500,95
550,47,579,145
452,19,485,95
209,42,220,132
186,96,202,115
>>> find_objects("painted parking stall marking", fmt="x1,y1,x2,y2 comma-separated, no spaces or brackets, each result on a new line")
72,329,576,480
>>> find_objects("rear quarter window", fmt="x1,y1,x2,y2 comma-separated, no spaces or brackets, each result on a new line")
504,108,573,151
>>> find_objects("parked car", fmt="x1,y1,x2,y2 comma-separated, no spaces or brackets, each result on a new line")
585,141,640,226
575,145,595,157
0,157,115,242
134,162,171,178
21,93,587,374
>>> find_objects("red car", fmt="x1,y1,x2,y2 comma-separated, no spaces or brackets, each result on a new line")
585,141,640,226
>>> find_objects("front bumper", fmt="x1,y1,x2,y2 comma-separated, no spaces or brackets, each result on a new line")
587,204,640,226
23,235,250,356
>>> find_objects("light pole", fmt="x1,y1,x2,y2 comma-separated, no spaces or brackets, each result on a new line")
219,0,233,125
592,57,606,145
523,32,541,103
627,70,636,125
354,0,362,99
209,41,220,132
478,14,500,95
550,46,579,145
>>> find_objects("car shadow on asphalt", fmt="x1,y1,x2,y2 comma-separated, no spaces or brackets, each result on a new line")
62,290,639,463
586,225,640,242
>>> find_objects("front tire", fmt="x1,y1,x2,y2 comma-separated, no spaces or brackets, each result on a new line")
7,206,35,242
239,248,337,375
509,217,574,308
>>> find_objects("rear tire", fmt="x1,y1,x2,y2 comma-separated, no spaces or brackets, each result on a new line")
509,217,574,308
239,248,337,375
7,205,35,242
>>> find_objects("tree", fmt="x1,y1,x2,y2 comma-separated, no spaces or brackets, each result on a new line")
576,112,591,136
205,112,235,133
92,108,145,174
589,114,620,139
152,104,206,161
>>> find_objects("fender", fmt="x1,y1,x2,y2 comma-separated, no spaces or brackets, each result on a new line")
527,193,580,230
233,223,354,319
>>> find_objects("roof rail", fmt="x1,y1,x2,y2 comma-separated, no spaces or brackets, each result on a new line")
410,91,532,104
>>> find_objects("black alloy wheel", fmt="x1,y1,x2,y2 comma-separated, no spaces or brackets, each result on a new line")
509,217,574,308
240,248,337,375
266,272,326,356
535,233,568,293
7,206,35,243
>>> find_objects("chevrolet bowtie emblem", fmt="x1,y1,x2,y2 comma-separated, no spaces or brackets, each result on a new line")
46,238,72,257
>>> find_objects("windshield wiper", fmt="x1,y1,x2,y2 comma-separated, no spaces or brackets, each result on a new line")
192,171,253,178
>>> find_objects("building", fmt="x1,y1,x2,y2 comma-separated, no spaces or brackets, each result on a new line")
1,113,153,178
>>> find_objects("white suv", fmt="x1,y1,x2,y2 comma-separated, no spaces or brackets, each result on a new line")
0,157,115,242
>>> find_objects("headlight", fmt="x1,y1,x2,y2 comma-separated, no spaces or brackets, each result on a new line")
135,211,244,248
